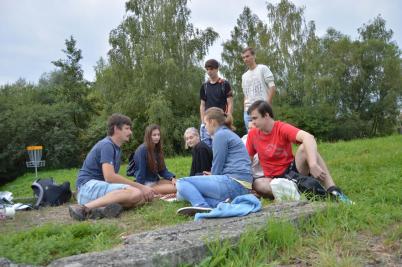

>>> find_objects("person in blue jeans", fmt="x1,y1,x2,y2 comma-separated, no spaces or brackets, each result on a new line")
131,124,176,195
177,107,252,216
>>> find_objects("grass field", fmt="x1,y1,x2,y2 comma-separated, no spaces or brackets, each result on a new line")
1,135,401,266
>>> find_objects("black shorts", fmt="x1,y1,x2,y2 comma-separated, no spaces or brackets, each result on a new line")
273,159,299,178
254,159,299,180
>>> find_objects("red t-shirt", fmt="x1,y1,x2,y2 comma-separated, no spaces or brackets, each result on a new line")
246,121,300,177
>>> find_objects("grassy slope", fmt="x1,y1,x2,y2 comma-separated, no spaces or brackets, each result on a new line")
1,135,401,265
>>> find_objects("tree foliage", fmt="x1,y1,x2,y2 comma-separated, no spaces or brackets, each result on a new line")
221,0,402,140
1,0,401,183
93,0,218,154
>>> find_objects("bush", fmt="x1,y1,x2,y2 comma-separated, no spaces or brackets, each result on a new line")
0,102,81,185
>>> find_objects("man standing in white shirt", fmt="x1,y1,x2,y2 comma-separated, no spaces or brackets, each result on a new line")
241,47,276,130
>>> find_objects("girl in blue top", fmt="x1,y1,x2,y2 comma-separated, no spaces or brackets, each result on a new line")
177,107,252,215
132,124,176,195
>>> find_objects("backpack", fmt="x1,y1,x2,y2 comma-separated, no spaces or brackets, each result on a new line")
31,178,72,209
284,171,328,200
126,152,136,177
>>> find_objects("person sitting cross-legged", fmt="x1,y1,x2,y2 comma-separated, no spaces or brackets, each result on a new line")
68,114,155,221
130,124,177,195
246,100,353,204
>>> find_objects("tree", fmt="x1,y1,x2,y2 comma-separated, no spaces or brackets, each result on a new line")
52,36,96,129
94,0,218,154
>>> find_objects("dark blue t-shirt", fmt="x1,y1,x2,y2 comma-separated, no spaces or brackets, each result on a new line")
76,137,121,189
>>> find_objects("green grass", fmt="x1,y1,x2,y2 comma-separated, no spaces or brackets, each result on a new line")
1,135,401,265
0,222,121,265
1,156,192,197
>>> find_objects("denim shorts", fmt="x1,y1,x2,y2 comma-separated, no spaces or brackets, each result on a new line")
77,179,129,205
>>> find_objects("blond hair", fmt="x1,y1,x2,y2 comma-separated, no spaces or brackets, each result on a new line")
183,127,199,149
204,107,235,131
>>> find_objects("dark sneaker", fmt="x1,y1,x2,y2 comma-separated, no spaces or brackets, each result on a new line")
68,205,89,221
177,206,212,216
88,203,123,220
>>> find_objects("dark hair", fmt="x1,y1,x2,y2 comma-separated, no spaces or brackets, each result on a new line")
204,59,219,69
204,107,235,131
242,47,255,55
144,124,166,173
247,100,274,119
107,113,132,136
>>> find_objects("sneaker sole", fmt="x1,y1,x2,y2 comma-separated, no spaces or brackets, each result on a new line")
68,206,86,221
177,206,212,216
87,203,124,220
102,203,123,218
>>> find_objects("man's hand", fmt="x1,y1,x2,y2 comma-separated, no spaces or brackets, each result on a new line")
141,186,155,202
309,162,327,182
202,171,211,176
171,178,177,186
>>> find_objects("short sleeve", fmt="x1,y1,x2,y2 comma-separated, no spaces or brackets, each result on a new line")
246,129,257,157
200,83,207,101
261,65,275,87
279,122,300,144
224,81,233,98
100,143,115,165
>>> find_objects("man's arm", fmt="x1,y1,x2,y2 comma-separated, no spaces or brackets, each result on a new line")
102,163,155,200
226,96,233,116
295,130,326,181
266,85,276,106
200,100,206,122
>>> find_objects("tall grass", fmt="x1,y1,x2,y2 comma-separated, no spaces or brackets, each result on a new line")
0,135,401,265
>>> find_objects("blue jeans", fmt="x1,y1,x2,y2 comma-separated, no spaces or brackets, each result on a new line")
200,123,212,148
77,180,128,205
243,111,251,130
176,175,249,208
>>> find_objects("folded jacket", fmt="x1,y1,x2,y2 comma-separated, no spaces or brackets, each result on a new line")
194,194,261,221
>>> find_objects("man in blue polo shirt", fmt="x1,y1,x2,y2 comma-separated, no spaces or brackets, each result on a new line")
69,113,155,220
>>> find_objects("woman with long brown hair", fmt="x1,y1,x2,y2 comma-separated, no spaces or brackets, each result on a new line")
130,124,176,195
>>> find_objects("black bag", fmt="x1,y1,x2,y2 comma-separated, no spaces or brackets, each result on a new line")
285,171,328,199
126,152,136,177
31,178,72,209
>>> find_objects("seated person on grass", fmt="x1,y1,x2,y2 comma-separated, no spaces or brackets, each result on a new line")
241,121,264,180
183,127,213,176
246,100,352,204
176,107,252,216
69,114,155,221
130,124,176,195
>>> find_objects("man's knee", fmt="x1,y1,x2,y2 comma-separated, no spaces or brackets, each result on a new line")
123,187,145,205
253,178,273,198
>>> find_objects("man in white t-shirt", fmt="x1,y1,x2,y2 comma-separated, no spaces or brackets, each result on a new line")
241,47,276,130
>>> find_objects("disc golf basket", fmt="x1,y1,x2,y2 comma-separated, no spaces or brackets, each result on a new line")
26,146,45,178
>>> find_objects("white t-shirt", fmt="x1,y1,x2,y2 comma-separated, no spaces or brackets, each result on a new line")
242,64,275,110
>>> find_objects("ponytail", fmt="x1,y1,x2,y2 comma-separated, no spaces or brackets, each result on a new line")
205,107,236,131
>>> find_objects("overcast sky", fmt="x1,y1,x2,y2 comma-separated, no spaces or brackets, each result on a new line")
0,0,401,86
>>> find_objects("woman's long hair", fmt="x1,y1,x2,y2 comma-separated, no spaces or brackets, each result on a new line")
204,107,235,131
144,124,166,173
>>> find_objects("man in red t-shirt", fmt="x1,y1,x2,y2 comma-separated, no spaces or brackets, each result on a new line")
246,100,351,203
